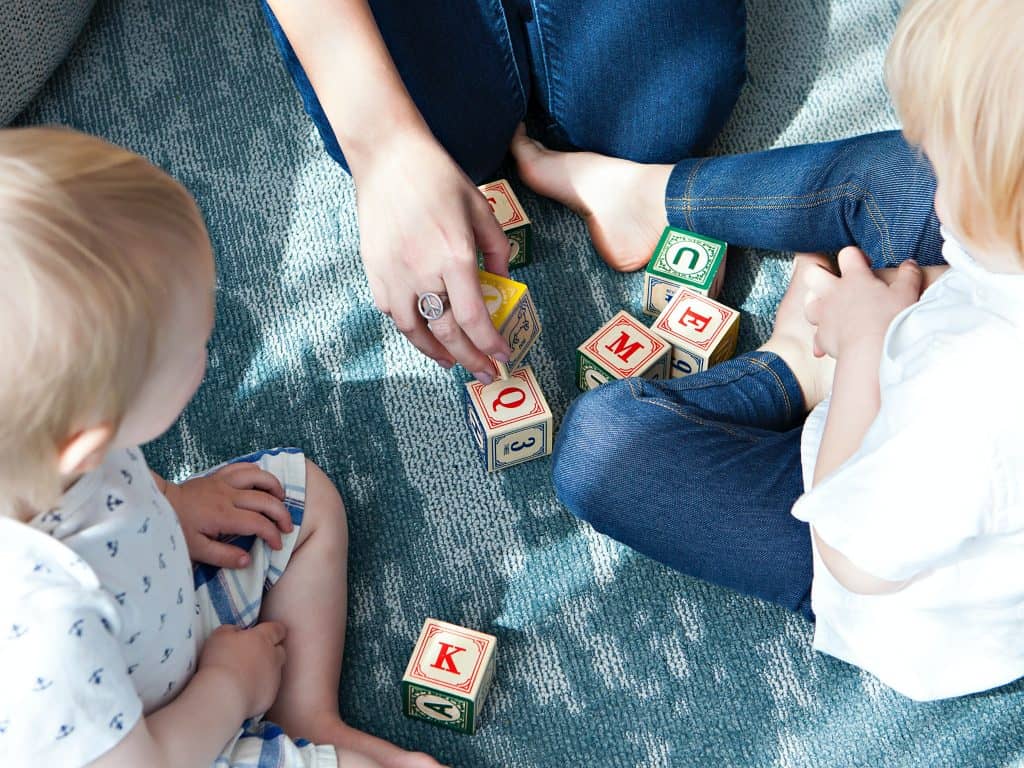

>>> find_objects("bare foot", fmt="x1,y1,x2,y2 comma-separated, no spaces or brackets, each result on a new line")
307,714,447,768
510,125,672,272
759,253,838,412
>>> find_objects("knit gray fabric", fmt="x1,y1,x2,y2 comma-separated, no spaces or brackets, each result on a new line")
0,0,94,124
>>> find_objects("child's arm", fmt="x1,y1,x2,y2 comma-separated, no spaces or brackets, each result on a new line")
89,623,286,768
151,465,292,568
803,248,925,594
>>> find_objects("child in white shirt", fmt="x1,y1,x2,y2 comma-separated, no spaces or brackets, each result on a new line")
543,0,1024,700
791,0,1024,699
0,127,443,767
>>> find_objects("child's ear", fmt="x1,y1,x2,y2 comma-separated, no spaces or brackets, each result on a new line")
57,424,116,477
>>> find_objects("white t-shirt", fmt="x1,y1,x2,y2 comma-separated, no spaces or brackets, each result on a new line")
0,448,197,766
793,233,1024,701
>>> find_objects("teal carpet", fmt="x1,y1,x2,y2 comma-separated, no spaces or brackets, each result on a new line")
17,1,1024,765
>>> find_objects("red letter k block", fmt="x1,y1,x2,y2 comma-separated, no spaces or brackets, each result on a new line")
430,642,467,674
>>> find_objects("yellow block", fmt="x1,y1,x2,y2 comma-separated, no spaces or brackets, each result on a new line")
479,270,528,330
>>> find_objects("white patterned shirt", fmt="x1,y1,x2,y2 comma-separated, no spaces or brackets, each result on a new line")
794,233,1024,700
0,448,197,766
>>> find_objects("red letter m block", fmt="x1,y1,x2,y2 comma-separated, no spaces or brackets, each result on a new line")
430,643,467,674
604,331,644,363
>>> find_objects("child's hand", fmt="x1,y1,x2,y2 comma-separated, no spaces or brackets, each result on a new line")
804,247,924,359
163,463,294,569
198,622,287,718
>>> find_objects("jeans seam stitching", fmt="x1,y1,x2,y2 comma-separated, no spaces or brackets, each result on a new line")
632,397,761,443
494,0,527,114
527,0,557,124
745,356,795,422
666,182,856,207
682,157,708,231
665,181,896,263
625,357,788,443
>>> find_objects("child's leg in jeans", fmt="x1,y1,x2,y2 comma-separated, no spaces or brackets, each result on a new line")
510,128,940,273
259,460,443,768
554,353,814,615
553,256,835,617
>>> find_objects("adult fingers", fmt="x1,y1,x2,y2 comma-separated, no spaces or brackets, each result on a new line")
472,193,512,279
427,307,498,382
443,261,512,360
390,299,457,368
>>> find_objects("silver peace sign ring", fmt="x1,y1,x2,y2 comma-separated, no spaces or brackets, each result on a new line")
417,291,450,322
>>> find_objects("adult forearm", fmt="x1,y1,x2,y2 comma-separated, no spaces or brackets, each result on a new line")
266,0,430,174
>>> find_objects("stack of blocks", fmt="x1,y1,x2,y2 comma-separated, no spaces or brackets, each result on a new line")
463,210,554,471
575,310,670,390
402,618,497,735
642,226,728,315
479,179,532,269
653,288,740,377
576,226,740,389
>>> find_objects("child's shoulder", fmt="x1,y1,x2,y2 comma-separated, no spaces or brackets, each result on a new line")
0,517,104,602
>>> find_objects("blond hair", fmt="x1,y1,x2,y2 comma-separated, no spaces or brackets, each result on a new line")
886,0,1024,259
0,127,209,516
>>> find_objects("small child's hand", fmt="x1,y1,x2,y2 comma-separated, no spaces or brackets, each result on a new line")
163,462,294,569
804,247,924,359
198,622,287,718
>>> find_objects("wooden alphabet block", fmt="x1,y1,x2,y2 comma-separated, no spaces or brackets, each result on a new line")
464,365,553,471
480,269,541,369
479,179,533,269
575,310,671,390
402,618,497,735
652,289,740,377
642,226,728,317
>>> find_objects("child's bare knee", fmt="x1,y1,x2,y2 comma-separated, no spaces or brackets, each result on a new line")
302,458,348,550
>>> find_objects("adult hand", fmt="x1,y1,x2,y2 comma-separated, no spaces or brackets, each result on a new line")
163,463,293,569
804,246,924,360
352,132,513,383
198,622,287,718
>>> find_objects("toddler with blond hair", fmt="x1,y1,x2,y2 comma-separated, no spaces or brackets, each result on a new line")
0,127,443,767
534,0,1024,700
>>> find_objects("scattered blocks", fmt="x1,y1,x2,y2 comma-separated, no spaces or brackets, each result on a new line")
464,364,553,471
642,226,728,317
402,618,497,735
480,269,541,369
575,311,671,390
479,179,533,269
653,288,740,377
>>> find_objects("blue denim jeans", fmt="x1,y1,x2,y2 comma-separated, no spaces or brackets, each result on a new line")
262,3,942,268
666,131,944,268
261,0,747,181
552,352,815,619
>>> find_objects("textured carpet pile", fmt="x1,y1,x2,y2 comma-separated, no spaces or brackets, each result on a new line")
16,1,1024,765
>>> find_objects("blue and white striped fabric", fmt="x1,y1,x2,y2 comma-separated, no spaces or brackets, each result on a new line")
192,449,338,768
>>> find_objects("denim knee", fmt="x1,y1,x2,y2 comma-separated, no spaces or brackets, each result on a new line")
552,380,641,529
824,131,941,267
